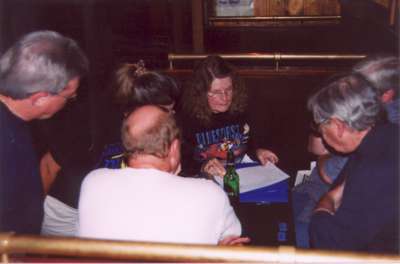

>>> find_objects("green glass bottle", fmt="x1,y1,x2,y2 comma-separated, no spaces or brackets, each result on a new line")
223,149,240,206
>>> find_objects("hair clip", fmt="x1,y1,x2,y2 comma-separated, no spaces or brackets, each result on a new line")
132,60,147,77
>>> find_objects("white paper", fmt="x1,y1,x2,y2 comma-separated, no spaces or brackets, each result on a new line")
294,161,316,186
214,162,289,193
294,170,311,187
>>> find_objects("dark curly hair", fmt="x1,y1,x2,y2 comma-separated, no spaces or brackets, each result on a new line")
182,55,247,126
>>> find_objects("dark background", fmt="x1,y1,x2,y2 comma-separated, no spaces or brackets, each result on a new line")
0,0,398,177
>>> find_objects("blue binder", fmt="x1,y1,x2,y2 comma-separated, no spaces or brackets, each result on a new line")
236,162,289,203
240,179,288,203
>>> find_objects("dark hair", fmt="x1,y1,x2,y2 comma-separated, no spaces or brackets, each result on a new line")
0,30,88,99
111,62,180,111
182,55,247,125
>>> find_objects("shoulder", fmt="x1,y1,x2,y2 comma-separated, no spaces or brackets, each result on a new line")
374,122,399,147
81,168,120,187
176,109,200,124
176,111,205,135
178,177,227,198
0,103,22,129
375,121,398,134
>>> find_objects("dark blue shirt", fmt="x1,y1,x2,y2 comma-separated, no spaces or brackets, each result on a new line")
310,122,399,253
0,103,44,234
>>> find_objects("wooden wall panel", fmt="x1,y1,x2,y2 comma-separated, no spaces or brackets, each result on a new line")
304,0,320,16
288,0,304,16
254,0,268,16
322,0,341,15
374,0,390,8
268,0,287,16
244,0,341,17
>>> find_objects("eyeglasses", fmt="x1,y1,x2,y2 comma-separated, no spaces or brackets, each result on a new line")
207,88,233,98
310,118,332,136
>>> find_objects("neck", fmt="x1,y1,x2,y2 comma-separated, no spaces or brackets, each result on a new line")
127,155,172,173
346,127,371,152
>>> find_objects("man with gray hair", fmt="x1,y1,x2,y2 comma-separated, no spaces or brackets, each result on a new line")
78,105,244,245
0,30,88,234
308,73,399,253
353,55,399,124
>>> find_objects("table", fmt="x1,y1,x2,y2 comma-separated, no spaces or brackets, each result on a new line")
235,179,295,246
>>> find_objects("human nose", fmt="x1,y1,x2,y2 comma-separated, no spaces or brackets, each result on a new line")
219,91,231,100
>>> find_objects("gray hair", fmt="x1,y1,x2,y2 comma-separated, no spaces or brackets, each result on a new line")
353,55,399,98
308,73,384,131
121,107,180,159
0,30,88,99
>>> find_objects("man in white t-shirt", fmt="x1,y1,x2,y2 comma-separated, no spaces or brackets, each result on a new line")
78,105,244,245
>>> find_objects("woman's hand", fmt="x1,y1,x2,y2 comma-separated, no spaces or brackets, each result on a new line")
256,148,279,165
202,158,226,178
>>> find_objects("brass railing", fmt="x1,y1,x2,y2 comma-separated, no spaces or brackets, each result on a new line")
208,16,341,22
167,53,367,70
207,15,342,27
0,233,399,263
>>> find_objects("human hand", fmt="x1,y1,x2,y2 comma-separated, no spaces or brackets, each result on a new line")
314,181,345,215
256,148,279,165
314,195,335,215
202,158,226,177
40,151,61,195
218,236,251,246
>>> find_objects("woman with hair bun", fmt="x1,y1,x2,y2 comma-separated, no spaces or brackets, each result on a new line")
97,60,181,168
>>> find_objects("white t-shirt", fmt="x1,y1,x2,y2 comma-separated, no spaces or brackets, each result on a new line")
78,168,241,244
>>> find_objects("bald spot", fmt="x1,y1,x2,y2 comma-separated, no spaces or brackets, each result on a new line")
125,105,168,140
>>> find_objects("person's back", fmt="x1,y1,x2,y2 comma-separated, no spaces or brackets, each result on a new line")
0,102,43,234
79,167,240,244
78,105,241,244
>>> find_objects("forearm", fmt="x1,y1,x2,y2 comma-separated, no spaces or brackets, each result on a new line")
314,181,345,215
314,193,335,215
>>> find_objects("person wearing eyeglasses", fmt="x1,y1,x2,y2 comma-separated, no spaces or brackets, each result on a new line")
178,55,278,178
292,55,399,249
308,73,399,253
0,30,88,235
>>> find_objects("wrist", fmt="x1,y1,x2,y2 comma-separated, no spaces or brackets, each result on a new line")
313,207,335,216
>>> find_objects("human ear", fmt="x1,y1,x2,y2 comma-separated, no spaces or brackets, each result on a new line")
64,77,80,92
0,94,10,104
30,92,50,106
169,139,181,174
381,89,395,103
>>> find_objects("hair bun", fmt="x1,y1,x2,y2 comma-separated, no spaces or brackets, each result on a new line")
132,60,147,77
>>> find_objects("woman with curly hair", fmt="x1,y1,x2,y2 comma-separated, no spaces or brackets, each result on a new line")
179,55,278,177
